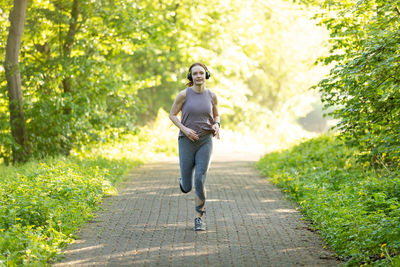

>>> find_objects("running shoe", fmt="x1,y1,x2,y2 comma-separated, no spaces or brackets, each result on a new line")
194,217,205,231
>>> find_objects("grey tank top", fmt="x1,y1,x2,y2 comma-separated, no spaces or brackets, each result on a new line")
179,87,215,137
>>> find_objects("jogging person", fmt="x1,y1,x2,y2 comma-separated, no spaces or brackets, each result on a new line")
169,62,220,231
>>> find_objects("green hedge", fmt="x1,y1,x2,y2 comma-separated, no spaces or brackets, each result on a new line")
0,156,140,266
257,135,400,266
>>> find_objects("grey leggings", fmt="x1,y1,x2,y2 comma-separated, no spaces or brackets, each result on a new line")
179,133,213,215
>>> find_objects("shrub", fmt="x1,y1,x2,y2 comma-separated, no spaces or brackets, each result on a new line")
257,135,400,266
0,155,138,266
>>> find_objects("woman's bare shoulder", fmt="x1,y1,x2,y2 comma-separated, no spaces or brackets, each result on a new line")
175,88,188,102
180,88,188,96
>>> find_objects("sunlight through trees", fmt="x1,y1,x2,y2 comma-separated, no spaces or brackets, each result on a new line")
0,0,328,162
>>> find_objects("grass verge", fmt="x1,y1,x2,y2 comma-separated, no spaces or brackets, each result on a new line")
256,135,400,266
0,155,139,266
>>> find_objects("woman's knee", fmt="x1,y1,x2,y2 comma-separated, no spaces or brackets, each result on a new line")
180,177,193,193
181,184,192,193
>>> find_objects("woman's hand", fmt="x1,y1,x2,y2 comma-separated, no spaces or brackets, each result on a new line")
212,123,220,139
182,127,199,142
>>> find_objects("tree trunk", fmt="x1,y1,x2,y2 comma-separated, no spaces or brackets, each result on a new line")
62,0,79,100
61,0,80,155
4,0,30,164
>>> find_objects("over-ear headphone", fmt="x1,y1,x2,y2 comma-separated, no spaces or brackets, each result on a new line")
187,71,211,81
187,64,211,81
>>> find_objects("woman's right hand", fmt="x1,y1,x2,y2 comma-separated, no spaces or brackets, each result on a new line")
182,127,199,142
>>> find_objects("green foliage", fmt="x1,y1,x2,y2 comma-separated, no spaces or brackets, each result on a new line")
1,0,150,160
1,0,327,162
257,135,400,266
311,0,400,166
0,155,139,266
137,109,178,156
86,108,179,160
191,0,328,131
22,0,146,157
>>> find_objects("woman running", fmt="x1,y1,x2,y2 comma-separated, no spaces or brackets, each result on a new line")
169,62,220,231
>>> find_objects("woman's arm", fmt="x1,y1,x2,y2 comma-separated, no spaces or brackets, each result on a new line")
169,90,199,141
211,92,220,139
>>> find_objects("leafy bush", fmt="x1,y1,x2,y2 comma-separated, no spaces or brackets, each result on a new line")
82,108,179,160
257,135,400,266
0,155,138,266
312,0,400,166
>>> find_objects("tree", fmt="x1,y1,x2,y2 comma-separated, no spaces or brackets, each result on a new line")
60,0,79,155
4,0,30,163
0,0,327,161
14,0,147,157
311,0,400,166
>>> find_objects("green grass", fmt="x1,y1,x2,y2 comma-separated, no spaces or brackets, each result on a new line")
0,155,140,266
256,135,400,266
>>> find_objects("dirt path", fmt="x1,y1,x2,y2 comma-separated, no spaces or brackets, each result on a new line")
54,150,339,266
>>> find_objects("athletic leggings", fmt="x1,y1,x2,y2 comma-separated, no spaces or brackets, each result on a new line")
178,133,213,215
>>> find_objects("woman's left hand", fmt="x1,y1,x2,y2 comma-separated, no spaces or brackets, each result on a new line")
212,123,220,139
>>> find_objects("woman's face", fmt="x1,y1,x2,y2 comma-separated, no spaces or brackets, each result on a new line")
191,65,206,85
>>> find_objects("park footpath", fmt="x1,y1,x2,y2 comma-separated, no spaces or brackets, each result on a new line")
54,147,339,266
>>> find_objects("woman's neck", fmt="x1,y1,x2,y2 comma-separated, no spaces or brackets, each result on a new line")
192,84,205,93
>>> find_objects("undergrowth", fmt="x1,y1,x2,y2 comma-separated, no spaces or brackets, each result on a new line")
0,156,138,266
256,135,400,266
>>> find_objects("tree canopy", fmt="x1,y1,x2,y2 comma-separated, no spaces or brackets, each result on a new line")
1,0,327,163
310,0,400,166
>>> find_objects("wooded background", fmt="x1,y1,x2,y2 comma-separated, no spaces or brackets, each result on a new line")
1,0,327,164
2,0,399,168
